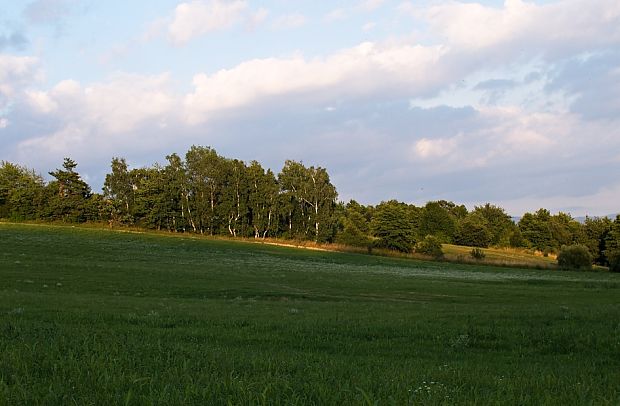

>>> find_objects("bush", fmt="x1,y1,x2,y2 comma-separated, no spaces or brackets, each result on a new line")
416,235,444,259
557,245,592,271
470,247,486,260
607,250,620,272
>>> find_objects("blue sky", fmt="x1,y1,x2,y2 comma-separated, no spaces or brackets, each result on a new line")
1,0,619,216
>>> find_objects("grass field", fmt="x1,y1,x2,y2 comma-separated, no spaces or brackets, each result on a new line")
1,223,619,404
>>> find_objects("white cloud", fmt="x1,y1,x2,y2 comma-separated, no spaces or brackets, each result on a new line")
0,55,42,130
408,105,598,175
359,0,386,11
184,41,447,123
424,0,620,52
483,107,559,151
246,7,269,30
25,89,58,113
168,0,247,45
19,124,85,156
271,13,306,30
0,55,40,99
414,137,457,159
141,18,169,42
12,73,182,178
324,8,347,22
24,0,72,24
325,1,384,22
24,73,176,134
362,22,377,32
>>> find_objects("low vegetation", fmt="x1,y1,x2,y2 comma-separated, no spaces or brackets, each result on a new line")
1,224,619,404
558,245,593,271
470,247,486,260
607,250,620,273
415,235,444,259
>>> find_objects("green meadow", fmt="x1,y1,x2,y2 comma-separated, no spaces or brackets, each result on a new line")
1,223,619,405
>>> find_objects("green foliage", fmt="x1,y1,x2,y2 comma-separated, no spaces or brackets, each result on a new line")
473,203,514,246
549,212,583,248
557,245,592,271
418,201,458,243
415,235,444,258
336,207,372,248
0,161,45,219
162,153,191,232
103,157,135,224
278,160,338,242
604,216,620,271
345,200,371,233
605,215,620,257
336,217,372,248
519,209,553,251
582,216,612,265
131,166,172,230
470,247,486,260
185,146,227,235
453,213,492,248
371,200,416,253
247,161,279,239
220,159,250,237
508,227,526,248
519,209,587,254
45,158,93,222
607,250,620,272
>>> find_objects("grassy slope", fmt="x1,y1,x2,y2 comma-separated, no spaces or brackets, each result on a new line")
1,224,619,405
442,244,558,268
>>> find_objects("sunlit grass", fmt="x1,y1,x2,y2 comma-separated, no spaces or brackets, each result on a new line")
442,244,559,268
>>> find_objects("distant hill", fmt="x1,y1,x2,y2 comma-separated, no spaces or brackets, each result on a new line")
511,214,618,224
574,214,618,223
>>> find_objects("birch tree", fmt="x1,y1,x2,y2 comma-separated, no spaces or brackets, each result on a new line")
247,161,278,238
220,158,249,237
278,160,337,241
305,165,337,242
185,146,225,235
103,157,134,223
164,153,192,232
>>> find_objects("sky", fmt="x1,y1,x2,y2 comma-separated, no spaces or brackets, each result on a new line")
1,0,619,216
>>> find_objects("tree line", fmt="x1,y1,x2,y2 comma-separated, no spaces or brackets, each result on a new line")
1,146,619,270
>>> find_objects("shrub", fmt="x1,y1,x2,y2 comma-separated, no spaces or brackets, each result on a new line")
470,247,486,260
557,245,592,271
607,250,620,272
416,235,444,259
